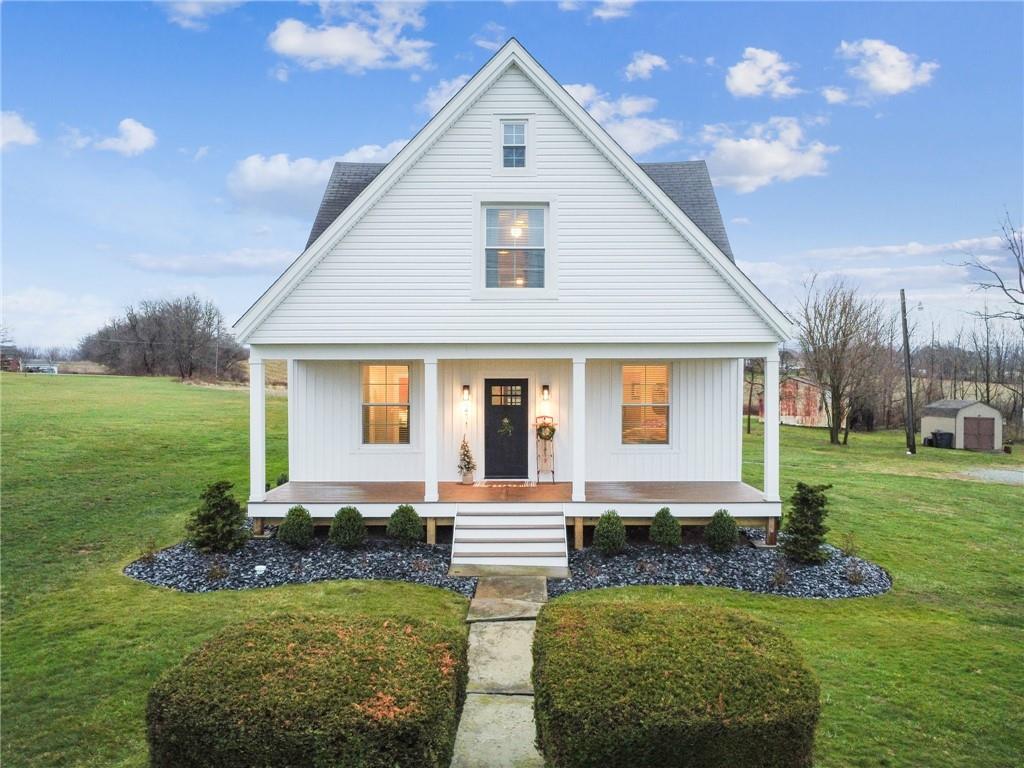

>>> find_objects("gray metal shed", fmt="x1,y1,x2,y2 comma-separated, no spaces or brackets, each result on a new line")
920,399,1003,451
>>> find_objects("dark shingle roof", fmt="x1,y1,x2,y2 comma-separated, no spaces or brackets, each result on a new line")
305,159,734,260
305,162,386,249
921,399,979,418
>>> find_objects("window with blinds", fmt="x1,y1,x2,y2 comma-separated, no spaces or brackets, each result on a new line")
361,364,410,444
621,364,669,444
485,207,544,288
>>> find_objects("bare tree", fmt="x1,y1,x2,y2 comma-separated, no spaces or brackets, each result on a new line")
963,211,1024,323
744,358,763,434
797,276,887,445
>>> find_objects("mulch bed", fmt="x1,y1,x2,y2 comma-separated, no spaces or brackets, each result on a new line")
124,536,476,596
548,529,891,599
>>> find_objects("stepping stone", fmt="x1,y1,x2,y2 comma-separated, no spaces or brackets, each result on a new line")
466,598,541,622
474,576,548,603
451,694,543,768
467,620,535,695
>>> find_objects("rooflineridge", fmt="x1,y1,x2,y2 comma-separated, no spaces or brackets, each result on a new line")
307,160,735,261
921,399,982,418
234,38,792,343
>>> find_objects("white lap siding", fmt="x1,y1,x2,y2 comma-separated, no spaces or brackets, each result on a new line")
585,359,743,482
288,360,424,482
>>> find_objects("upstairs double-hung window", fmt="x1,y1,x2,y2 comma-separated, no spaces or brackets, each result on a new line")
502,121,526,168
485,207,545,288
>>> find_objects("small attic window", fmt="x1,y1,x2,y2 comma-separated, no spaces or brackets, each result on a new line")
502,121,526,168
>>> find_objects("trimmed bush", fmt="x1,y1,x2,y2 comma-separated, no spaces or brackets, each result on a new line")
783,483,832,564
329,506,366,549
277,505,314,549
275,471,289,487
387,504,423,546
186,481,248,553
147,613,468,768
593,510,626,556
533,598,820,768
705,509,738,552
649,507,681,547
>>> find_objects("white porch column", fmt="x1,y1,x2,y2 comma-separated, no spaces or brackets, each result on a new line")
764,352,780,502
423,358,439,502
571,357,586,502
249,357,266,502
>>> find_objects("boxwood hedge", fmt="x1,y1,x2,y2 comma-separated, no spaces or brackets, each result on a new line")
147,613,468,768
533,597,820,768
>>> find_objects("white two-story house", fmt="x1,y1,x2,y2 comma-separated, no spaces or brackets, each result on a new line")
236,39,790,571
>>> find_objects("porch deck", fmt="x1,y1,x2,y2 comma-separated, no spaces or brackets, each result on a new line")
263,480,766,505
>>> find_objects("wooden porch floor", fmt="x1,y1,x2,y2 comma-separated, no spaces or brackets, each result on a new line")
263,480,766,504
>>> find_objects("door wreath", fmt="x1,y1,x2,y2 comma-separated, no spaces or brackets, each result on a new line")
536,423,557,441
498,416,514,436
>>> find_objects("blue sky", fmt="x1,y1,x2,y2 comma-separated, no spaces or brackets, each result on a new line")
2,1,1022,347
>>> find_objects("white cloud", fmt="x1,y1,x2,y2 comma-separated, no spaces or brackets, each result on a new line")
704,56,716,67
1,111,39,150
163,1,242,30
806,235,1003,261
557,0,580,10
268,3,432,73
59,126,92,150
592,0,635,20
95,118,157,157
193,145,209,161
126,248,296,276
725,47,802,98
272,64,290,82
227,140,406,217
624,51,669,81
821,86,849,104
564,82,680,155
731,216,751,225
701,117,837,193
420,74,471,114
838,39,938,96
1,287,116,348
472,22,506,52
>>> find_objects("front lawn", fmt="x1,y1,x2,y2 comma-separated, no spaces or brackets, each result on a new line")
1,374,1021,767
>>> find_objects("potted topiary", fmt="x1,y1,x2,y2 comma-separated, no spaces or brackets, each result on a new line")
457,436,477,485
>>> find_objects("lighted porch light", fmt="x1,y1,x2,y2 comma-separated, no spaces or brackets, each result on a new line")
462,384,471,401
542,384,550,401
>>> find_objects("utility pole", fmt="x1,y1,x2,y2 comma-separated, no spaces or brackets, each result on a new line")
900,289,916,455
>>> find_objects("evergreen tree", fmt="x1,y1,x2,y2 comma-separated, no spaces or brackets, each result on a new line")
782,482,832,564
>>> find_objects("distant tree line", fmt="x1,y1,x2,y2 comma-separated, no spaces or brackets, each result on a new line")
78,295,246,380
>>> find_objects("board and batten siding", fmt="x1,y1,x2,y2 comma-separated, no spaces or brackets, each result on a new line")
249,64,776,345
287,357,741,485
586,359,743,482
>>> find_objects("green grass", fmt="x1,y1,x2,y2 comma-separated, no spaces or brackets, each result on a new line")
2,374,1022,767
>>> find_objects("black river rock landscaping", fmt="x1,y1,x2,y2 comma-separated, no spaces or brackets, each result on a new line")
547,529,891,599
124,536,476,596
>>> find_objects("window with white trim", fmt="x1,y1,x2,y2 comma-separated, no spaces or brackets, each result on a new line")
485,207,545,288
621,364,669,444
361,364,410,444
501,121,526,168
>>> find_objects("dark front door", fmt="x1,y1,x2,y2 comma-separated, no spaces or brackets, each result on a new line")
484,378,529,479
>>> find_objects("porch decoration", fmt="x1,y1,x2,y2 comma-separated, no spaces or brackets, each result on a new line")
497,416,514,436
536,416,556,483
457,436,477,485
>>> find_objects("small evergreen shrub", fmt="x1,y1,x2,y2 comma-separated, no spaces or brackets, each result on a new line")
329,506,366,549
147,614,469,768
186,481,248,554
782,483,832,564
649,507,681,547
277,505,314,549
533,599,820,768
593,510,626,556
387,504,423,546
705,509,738,552
275,471,289,487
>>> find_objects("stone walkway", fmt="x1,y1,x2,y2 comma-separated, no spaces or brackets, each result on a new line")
451,576,546,768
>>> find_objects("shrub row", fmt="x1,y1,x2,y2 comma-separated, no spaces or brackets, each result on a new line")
277,503,425,549
533,597,820,768
591,508,741,555
147,613,468,768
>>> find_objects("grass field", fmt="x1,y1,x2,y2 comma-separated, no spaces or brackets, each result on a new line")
2,373,1022,767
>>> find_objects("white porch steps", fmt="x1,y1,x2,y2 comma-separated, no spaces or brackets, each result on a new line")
451,505,568,569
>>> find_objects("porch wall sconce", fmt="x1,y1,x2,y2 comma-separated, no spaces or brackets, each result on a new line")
462,385,471,402
541,384,551,401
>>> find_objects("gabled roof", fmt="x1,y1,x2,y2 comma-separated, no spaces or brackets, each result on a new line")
921,399,981,418
307,159,734,260
235,38,792,343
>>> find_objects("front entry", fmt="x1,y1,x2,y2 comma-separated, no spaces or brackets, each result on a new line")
484,378,529,479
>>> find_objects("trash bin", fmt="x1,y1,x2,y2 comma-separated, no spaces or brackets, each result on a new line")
931,431,954,449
